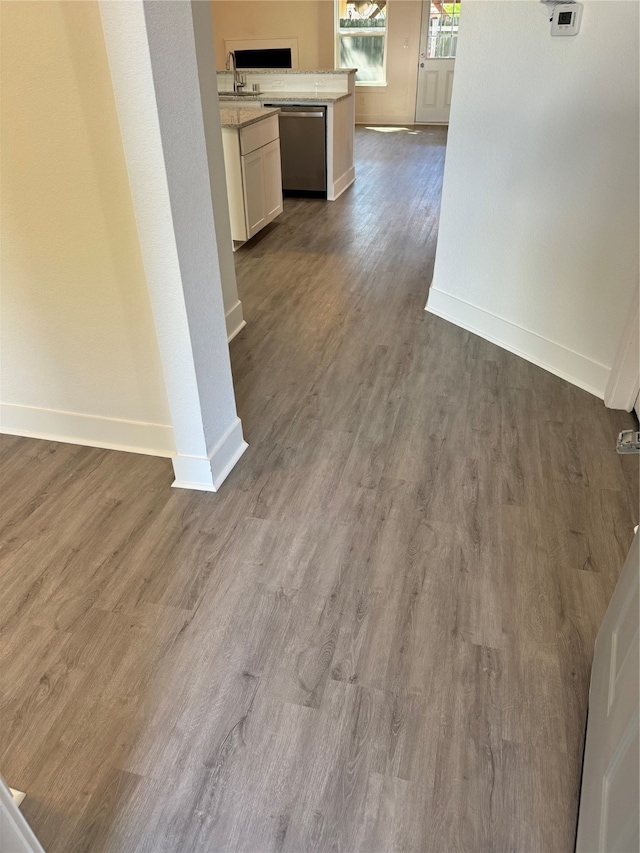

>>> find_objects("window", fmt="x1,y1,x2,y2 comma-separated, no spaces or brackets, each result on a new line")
336,1,387,86
427,2,460,59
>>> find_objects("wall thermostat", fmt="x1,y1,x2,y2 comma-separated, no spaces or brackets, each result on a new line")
551,3,583,35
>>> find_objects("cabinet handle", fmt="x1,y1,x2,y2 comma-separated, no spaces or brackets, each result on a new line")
280,111,325,119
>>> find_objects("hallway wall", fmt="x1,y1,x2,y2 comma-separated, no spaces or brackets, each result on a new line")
0,0,173,454
427,0,639,398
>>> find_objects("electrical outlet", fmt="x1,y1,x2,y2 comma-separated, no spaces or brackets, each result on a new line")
270,78,284,88
314,78,326,88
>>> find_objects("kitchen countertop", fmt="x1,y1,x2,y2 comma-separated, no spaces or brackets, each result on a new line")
222,68,357,75
259,91,351,103
219,91,351,104
219,105,280,129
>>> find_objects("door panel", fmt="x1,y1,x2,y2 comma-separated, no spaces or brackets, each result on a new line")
444,68,455,106
416,59,455,123
262,139,283,223
415,0,458,124
241,148,266,239
422,70,439,106
602,721,639,853
576,532,639,853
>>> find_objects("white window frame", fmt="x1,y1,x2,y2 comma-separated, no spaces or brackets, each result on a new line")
335,1,388,88
426,2,460,60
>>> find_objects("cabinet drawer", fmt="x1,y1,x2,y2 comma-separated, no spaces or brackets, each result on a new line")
239,114,279,156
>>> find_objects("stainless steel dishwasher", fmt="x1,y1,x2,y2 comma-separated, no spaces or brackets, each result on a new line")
264,104,326,197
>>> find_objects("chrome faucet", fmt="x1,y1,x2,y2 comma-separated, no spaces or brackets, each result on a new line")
225,51,245,94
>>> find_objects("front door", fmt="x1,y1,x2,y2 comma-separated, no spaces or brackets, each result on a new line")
576,531,639,852
415,1,459,124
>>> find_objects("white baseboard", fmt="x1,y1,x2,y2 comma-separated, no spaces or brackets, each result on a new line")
329,166,355,201
0,403,175,456
171,416,247,492
225,299,246,342
426,287,610,399
9,789,25,808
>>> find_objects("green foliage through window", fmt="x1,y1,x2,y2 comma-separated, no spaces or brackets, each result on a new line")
428,2,460,59
337,1,387,84
340,35,386,83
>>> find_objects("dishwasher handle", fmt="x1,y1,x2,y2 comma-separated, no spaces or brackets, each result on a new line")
264,105,326,119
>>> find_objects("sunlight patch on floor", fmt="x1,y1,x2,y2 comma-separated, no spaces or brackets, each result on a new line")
365,126,423,135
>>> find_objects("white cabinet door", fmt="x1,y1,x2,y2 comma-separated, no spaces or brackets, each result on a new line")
576,532,639,853
241,148,267,240
262,139,283,223
241,139,283,240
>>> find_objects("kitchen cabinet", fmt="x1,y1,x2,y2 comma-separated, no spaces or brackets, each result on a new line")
218,69,356,201
221,111,283,246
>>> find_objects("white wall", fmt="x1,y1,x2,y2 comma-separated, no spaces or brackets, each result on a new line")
0,776,44,853
211,0,335,70
101,0,247,491
0,1,173,455
427,0,639,398
196,5,246,342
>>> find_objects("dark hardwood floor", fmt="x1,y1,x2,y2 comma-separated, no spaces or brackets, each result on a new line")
1,126,638,853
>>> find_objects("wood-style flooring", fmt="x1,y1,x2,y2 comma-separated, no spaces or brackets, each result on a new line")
1,126,638,853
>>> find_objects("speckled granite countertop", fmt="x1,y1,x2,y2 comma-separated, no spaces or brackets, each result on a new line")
219,68,357,75
219,105,280,129
218,91,351,104
259,91,351,103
